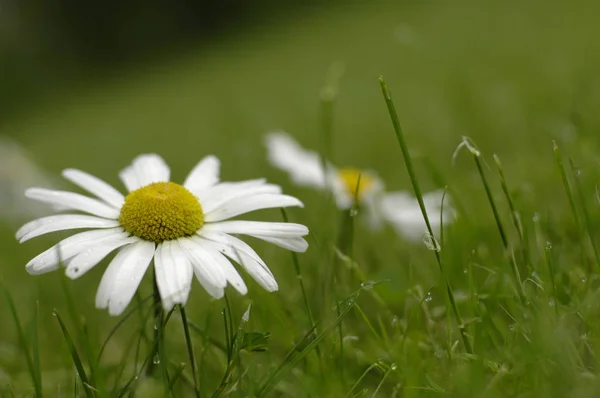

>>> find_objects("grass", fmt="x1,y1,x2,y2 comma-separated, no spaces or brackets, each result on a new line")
2,0,600,396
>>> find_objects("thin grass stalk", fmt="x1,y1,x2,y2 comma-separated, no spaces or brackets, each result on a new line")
379,77,472,354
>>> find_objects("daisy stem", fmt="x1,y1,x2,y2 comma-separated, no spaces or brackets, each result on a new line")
379,77,473,355
146,267,164,377
180,306,200,398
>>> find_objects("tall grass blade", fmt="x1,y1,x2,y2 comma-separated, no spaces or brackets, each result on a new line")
2,285,42,397
379,77,472,354
180,306,200,398
53,309,95,398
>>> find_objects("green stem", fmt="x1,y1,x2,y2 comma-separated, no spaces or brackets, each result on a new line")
180,306,200,398
146,268,164,377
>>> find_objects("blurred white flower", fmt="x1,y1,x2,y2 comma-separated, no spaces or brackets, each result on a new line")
265,131,386,229
265,131,455,241
380,189,455,242
0,137,59,223
16,153,309,316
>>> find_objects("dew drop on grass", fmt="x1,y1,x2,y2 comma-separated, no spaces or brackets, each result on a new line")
390,363,398,371
360,280,375,290
548,298,556,307
425,292,433,302
545,241,553,250
350,208,359,217
509,324,516,332
153,354,160,364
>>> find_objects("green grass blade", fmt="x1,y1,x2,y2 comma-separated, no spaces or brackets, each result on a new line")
96,293,153,367
379,76,472,354
2,284,42,397
212,303,252,398
553,141,581,228
256,282,379,396
280,208,319,354
31,301,42,397
494,154,532,269
459,137,525,302
179,306,200,398
569,158,600,270
53,309,94,398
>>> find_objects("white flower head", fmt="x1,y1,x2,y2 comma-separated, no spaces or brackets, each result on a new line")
379,189,455,242
265,131,456,241
265,131,385,227
16,154,309,316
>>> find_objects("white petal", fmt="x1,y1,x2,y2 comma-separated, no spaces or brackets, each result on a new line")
62,168,125,209
202,221,309,252
197,232,278,292
119,154,170,191
95,240,155,316
194,241,248,295
119,166,139,192
25,228,125,275
197,179,281,213
204,194,303,222
183,155,220,193
25,188,120,219
202,221,308,238
379,190,453,242
66,236,137,279
17,214,121,243
264,132,329,189
253,236,309,252
179,238,226,299
154,240,193,311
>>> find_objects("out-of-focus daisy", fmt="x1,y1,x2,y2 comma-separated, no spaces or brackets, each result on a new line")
16,154,309,316
0,137,61,223
265,132,455,241
265,132,385,228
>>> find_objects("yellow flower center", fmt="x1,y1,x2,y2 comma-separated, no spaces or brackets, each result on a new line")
338,168,376,200
119,182,204,243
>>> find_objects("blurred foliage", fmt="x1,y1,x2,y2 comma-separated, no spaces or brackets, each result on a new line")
0,0,329,117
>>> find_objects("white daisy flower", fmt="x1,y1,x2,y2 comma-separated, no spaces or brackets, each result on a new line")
265,132,455,241
16,154,309,316
265,132,385,229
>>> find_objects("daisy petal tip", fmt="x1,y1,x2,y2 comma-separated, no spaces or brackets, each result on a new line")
61,168,76,178
162,301,176,312
237,285,249,295
211,288,225,300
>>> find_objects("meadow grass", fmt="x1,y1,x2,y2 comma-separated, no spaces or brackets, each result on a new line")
2,0,600,396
